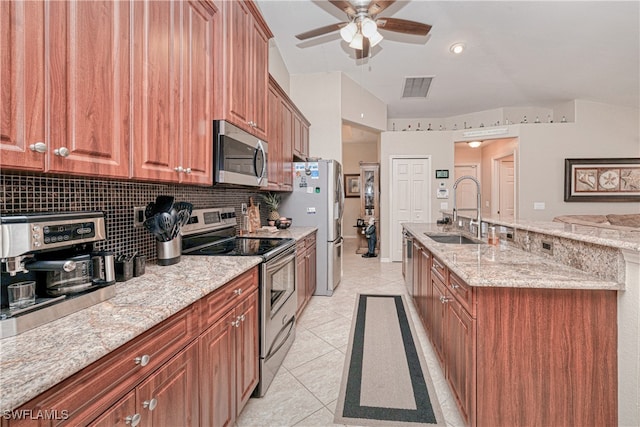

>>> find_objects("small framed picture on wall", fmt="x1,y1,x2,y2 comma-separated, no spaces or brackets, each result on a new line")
345,174,360,198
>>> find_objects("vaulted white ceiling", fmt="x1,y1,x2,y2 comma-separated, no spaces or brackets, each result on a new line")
255,1,640,119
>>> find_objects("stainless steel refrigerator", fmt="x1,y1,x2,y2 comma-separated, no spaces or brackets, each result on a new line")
279,159,344,296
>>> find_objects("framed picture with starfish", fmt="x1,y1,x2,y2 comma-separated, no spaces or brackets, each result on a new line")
564,158,640,202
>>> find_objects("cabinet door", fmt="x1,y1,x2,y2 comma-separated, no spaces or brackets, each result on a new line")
307,243,317,298
90,391,137,427
430,277,447,365
445,301,475,425
301,122,309,159
419,246,431,328
179,0,215,185
280,100,293,189
266,84,282,190
132,0,181,182
250,18,268,140
136,341,199,427
0,1,46,171
235,289,259,412
293,114,302,158
48,1,130,178
296,246,307,316
226,0,250,131
412,241,422,300
199,310,236,427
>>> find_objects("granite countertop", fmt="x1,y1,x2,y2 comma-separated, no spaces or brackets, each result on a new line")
249,226,316,241
442,212,640,252
0,227,318,412
403,223,621,291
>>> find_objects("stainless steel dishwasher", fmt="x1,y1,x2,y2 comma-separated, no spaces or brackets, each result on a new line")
402,230,413,296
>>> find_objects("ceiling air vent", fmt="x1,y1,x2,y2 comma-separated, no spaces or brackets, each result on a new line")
402,76,433,98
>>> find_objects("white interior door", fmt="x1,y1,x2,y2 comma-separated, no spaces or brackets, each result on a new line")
391,157,430,262
454,165,479,211
498,156,515,219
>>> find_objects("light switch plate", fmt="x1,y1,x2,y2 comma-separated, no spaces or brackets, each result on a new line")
533,202,546,210
440,202,448,210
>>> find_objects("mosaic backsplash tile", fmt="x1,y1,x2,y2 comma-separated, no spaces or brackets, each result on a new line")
0,172,269,262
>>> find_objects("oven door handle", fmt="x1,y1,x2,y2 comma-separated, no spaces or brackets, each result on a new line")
266,251,296,274
266,315,295,358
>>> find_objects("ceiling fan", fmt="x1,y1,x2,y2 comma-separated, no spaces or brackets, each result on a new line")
295,0,432,59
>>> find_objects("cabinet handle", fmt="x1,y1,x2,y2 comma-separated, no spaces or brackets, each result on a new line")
174,166,184,173
184,167,192,174
239,314,246,322
54,147,70,157
29,142,47,153
231,319,240,327
143,398,158,411
134,354,151,366
125,414,141,426
233,288,243,296
439,295,451,304
451,282,460,289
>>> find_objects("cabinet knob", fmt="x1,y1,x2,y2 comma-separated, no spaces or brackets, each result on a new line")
233,288,243,296
451,283,460,289
54,147,70,157
143,398,158,411
174,166,184,173
125,414,141,426
184,167,192,174
231,319,240,328
238,314,246,322
439,295,451,304
134,354,151,366
29,142,47,153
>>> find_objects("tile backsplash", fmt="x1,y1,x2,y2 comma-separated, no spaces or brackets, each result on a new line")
0,172,268,263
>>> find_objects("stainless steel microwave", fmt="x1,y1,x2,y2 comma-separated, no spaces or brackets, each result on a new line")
213,120,268,187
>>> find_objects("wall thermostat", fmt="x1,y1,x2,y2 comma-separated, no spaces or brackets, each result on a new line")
435,169,449,179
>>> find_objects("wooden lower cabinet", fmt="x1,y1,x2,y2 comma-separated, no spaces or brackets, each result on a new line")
295,232,317,317
410,238,617,427
7,267,260,427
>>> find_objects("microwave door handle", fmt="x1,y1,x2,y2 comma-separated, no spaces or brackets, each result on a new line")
254,141,266,179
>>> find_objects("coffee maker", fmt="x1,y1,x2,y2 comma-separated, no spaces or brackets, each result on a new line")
1,212,116,338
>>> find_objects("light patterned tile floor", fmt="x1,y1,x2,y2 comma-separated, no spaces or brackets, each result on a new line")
237,238,465,427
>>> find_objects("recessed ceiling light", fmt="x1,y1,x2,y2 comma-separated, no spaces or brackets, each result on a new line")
450,43,465,54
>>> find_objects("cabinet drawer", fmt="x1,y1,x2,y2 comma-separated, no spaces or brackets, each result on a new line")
431,256,447,283
449,272,475,317
201,267,258,330
11,304,198,426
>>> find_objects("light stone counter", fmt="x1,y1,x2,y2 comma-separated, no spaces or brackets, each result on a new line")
403,223,621,291
0,226,318,412
0,255,262,412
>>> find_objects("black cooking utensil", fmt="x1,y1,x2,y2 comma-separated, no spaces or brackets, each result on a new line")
144,202,156,219
155,195,174,213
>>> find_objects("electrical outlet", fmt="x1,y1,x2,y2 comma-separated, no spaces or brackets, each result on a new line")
133,207,145,227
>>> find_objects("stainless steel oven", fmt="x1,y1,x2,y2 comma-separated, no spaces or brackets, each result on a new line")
181,207,296,396
213,120,268,187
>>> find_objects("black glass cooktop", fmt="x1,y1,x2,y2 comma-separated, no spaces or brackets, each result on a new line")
183,237,294,258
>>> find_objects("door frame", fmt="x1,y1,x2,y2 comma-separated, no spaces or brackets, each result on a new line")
388,155,432,263
491,150,518,219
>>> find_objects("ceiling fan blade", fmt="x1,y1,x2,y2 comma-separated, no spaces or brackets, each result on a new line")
295,22,346,40
356,37,370,59
329,0,356,16
367,0,395,16
376,17,432,36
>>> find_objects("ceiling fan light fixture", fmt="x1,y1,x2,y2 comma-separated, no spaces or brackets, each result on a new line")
361,17,378,38
340,22,358,43
450,42,466,54
467,140,482,148
369,30,383,47
349,32,364,50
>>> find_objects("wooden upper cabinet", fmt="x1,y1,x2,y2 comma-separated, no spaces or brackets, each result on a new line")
0,1,46,171
47,1,130,178
1,1,130,178
217,0,271,140
267,83,282,190
132,0,215,184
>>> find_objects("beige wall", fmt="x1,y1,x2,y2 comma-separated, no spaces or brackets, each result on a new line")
380,131,454,260
342,141,379,238
341,73,387,132
268,39,290,95
518,100,640,220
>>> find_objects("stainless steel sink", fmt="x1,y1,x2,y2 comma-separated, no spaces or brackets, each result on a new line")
424,232,485,245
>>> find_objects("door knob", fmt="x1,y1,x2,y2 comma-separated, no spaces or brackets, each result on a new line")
54,147,70,157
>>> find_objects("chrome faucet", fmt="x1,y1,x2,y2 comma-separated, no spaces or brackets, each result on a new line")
452,175,482,239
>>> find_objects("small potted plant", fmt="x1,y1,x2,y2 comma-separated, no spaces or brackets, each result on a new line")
262,192,281,226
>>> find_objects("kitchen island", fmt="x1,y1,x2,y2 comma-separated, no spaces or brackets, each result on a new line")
403,221,632,427
0,227,317,420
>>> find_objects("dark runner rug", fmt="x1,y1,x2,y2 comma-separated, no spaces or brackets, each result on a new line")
334,294,445,426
